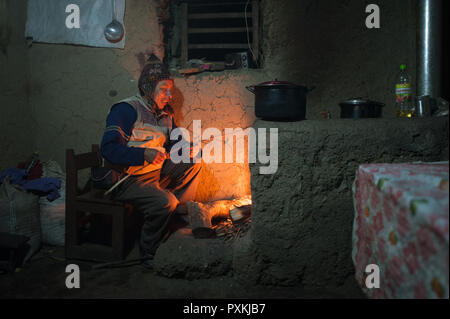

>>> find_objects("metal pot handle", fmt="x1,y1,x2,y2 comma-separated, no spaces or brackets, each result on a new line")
246,86,255,94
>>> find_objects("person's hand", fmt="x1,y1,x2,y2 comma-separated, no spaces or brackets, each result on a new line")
144,148,167,165
190,145,201,159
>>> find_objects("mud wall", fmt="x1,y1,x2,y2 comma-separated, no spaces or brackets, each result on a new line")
26,0,162,174
260,0,417,120
1,0,418,200
0,0,34,170
170,0,418,199
233,117,448,288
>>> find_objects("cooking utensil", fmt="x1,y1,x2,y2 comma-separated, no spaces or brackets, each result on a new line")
104,0,124,43
246,80,315,121
104,151,170,195
414,95,433,118
339,98,384,119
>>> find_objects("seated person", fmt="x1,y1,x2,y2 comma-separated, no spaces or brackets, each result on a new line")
100,54,202,267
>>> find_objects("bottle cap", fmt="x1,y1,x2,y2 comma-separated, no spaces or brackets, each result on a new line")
400,64,406,70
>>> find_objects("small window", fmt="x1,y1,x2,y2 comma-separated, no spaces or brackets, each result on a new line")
169,0,262,70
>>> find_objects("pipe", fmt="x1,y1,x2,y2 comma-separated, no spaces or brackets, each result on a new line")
417,0,443,98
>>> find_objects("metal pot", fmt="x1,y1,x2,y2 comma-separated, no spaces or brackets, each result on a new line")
339,98,385,119
246,80,315,121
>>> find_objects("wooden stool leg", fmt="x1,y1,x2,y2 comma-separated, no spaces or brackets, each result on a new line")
65,206,79,258
112,209,125,260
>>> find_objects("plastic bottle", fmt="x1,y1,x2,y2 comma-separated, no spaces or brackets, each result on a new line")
395,64,413,118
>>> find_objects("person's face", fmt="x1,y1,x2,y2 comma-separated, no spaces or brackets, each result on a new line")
153,80,173,110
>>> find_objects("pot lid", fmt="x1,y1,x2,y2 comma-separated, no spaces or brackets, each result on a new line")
256,79,300,88
341,97,385,106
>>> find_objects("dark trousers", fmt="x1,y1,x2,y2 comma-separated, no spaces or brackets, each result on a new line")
113,160,202,255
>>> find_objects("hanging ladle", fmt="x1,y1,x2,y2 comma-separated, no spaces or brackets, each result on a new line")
104,0,124,43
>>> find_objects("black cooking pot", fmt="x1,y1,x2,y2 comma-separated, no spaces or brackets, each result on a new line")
339,98,385,119
246,80,315,121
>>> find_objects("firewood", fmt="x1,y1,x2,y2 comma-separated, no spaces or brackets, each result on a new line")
186,202,214,239
179,68,202,75
229,205,251,223
186,197,252,238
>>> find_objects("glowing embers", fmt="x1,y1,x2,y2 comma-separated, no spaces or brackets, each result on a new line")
211,196,252,244
213,215,252,245
186,196,252,241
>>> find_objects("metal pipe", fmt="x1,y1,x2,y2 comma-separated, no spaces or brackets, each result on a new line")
417,0,443,98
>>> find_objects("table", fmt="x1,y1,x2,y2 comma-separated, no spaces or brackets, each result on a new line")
352,162,449,299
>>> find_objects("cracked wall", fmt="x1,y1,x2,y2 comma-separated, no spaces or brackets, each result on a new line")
172,71,264,199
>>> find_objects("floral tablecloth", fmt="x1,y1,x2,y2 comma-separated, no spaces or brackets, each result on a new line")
352,162,449,299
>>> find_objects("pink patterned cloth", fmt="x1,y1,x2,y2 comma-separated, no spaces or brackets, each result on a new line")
352,162,449,299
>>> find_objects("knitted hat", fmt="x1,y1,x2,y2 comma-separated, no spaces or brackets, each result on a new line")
138,54,172,99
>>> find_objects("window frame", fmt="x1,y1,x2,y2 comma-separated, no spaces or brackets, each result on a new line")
178,0,261,68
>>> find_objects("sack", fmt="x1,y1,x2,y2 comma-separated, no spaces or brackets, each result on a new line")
0,178,42,264
39,160,65,246
40,199,65,246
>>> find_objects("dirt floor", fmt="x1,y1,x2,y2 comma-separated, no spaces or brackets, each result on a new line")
0,244,366,299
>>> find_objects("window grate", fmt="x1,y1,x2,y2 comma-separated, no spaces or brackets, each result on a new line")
179,0,260,68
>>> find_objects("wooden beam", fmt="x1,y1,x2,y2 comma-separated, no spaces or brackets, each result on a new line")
188,43,249,49
188,12,247,19
74,152,101,170
189,2,247,7
188,27,252,34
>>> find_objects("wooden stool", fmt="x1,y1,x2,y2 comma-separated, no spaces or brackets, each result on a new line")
65,145,135,262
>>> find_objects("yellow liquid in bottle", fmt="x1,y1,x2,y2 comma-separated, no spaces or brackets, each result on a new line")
396,109,413,118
